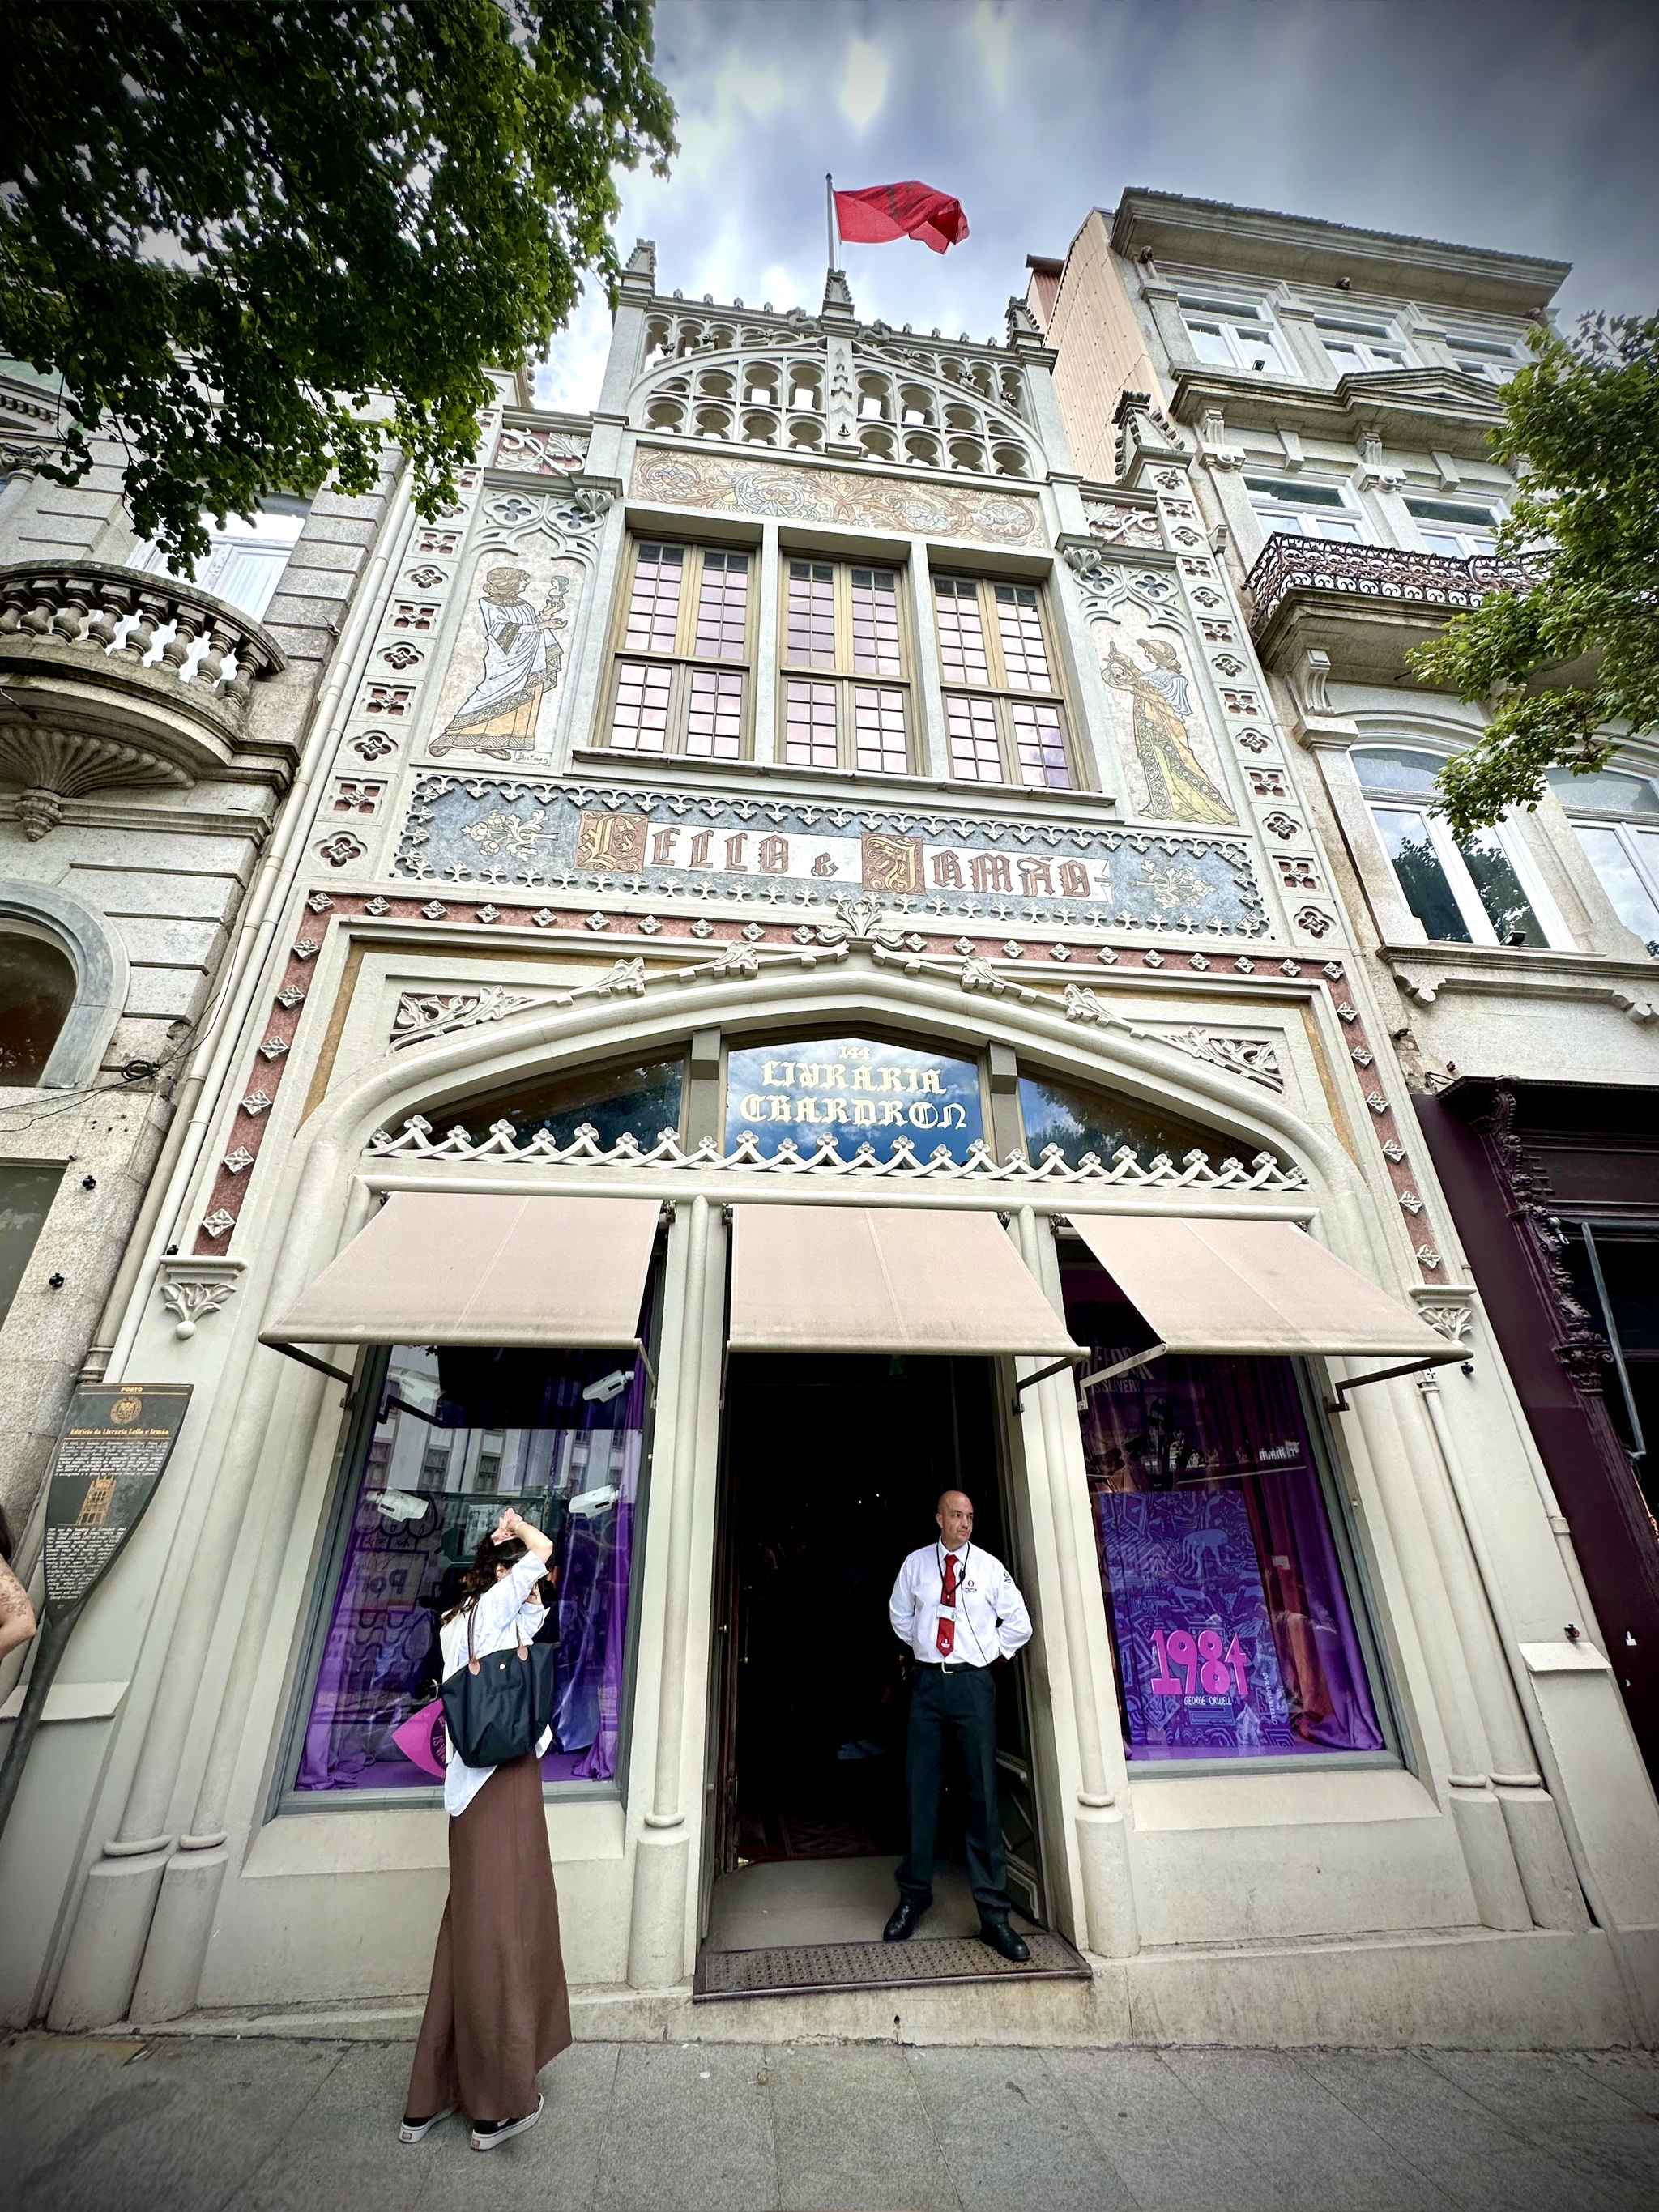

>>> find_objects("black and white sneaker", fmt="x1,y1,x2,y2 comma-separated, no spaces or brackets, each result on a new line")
471,2092,544,2153
398,2107,455,2144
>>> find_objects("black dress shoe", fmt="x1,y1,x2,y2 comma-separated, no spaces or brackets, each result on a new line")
978,1918,1030,1962
884,1898,925,1941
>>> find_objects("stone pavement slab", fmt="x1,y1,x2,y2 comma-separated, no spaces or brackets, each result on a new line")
2,2031,1658,2212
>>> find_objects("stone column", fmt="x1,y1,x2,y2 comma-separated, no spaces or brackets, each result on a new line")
627,1195,714,1988
1015,1208,1138,1958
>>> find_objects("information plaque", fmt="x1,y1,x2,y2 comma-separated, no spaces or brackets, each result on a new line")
0,1383,192,1839
42,1383,193,1616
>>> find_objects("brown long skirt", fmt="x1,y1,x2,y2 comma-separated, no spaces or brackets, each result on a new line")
405,1752,572,2123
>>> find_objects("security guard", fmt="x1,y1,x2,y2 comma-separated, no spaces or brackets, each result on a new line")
885,1489,1033,1959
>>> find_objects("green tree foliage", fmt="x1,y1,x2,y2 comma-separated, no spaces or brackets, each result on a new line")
1408,313,1659,837
0,1,675,573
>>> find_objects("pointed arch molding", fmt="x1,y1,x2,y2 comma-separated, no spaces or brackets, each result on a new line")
232,936,1416,1342
0,876,130,1085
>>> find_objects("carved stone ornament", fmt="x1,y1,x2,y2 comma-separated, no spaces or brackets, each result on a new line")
390,986,544,1051
1410,1289,1475,1343
1473,1086,1612,1394
0,721,192,837
1154,1029,1285,1092
158,1256,245,1338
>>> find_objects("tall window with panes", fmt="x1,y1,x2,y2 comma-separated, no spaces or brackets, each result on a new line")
935,574,1072,788
780,558,912,774
606,540,753,757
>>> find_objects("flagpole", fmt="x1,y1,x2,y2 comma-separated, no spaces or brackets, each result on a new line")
825,172,838,273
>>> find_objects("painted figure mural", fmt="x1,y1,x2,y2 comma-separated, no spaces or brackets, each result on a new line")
429,564,571,760
1104,634,1235,825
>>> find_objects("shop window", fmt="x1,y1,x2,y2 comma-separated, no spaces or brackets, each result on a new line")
779,559,913,775
1019,1068,1277,1174
292,1339,651,1796
603,539,753,759
1560,1223,1659,1518
1060,1255,1389,1765
0,931,77,1085
1354,746,1566,948
415,1053,684,1153
1546,764,1659,956
725,1034,983,1163
935,574,1073,789
0,1161,65,1326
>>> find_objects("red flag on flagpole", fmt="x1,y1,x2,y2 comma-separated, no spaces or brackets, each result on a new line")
833,181,970,255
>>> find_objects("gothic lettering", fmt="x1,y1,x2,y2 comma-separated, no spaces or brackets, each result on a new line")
758,836,788,874
725,833,748,871
689,831,713,867
932,850,963,888
650,827,681,864
1018,859,1054,896
1059,859,1090,897
574,810,647,872
970,852,1012,894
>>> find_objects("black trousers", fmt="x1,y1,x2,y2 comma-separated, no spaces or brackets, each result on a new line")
895,1661,1013,1920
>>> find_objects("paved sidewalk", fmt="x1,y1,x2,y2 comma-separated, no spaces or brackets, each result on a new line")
3,2030,1658,2211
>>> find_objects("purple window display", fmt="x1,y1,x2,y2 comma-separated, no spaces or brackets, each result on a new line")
1063,1261,1385,1762
293,1338,649,1794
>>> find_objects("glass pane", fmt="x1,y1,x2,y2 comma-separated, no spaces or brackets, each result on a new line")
1547,766,1659,816
1372,808,1473,942
197,536,296,620
693,551,749,660
295,1342,649,1792
783,678,838,767
685,667,744,759
992,583,1051,691
1352,748,1451,798
1018,1070,1250,1173
1573,825,1659,953
1316,518,1364,541
1186,322,1235,367
420,1054,684,1152
946,693,1003,781
1240,335,1286,375
1416,529,1466,557
934,578,990,685
1010,701,1069,789
786,561,836,667
1063,1265,1384,1762
622,542,684,651
1246,478,1346,509
850,568,902,675
726,1034,984,1162
0,1160,65,1326
0,933,76,1083
852,686,906,775
609,658,672,750
1457,829,1546,946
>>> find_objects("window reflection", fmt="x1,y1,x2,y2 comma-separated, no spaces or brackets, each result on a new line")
296,1341,648,1793
1063,1261,1386,1763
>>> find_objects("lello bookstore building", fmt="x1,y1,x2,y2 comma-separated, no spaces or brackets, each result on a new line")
4,244,1658,2048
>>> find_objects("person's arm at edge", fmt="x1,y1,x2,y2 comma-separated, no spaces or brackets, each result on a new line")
0,1555,38,1661
994,1560,1033,1660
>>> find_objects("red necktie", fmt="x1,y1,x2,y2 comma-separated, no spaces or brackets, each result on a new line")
936,1552,958,1657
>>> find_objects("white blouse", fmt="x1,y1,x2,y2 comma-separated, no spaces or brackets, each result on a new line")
439,1549,552,1818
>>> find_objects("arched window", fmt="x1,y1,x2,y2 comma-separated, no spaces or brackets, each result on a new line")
416,1052,685,1151
1546,764,1659,957
1353,744,1565,948
0,928,77,1085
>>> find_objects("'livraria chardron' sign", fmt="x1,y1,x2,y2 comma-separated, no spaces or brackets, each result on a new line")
725,1036,984,1162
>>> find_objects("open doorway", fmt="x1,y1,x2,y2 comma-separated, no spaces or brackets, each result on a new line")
704,1352,1045,1954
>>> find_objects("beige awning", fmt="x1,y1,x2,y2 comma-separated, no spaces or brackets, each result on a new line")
729,1204,1081,1357
262,1192,660,1350
1065,1215,1455,1367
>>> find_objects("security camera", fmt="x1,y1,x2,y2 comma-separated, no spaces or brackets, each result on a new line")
581,1368,632,1404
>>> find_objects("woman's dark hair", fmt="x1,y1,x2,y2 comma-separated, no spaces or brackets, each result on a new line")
441,1532,552,1622
0,1501,15,1566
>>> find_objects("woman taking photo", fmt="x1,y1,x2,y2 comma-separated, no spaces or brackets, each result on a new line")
401,1505,571,2152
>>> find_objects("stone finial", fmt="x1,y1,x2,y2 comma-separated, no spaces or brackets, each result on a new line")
821,267,856,320
624,237,657,280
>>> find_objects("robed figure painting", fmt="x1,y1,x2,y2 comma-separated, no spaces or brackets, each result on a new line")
431,565,569,759
1105,637,1235,825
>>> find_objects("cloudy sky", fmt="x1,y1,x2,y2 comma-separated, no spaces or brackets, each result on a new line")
535,0,1657,408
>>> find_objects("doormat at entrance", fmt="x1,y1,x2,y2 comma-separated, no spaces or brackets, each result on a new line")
694,1931,1090,2001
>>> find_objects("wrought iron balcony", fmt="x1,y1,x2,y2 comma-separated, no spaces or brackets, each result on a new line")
1244,535,1539,646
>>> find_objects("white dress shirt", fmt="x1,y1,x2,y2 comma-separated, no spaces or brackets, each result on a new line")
439,1549,552,1818
889,1542,1033,1669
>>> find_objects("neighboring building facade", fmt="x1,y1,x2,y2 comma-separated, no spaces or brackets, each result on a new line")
0,364,400,1567
2,237,1657,2051
1030,192,1659,1788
